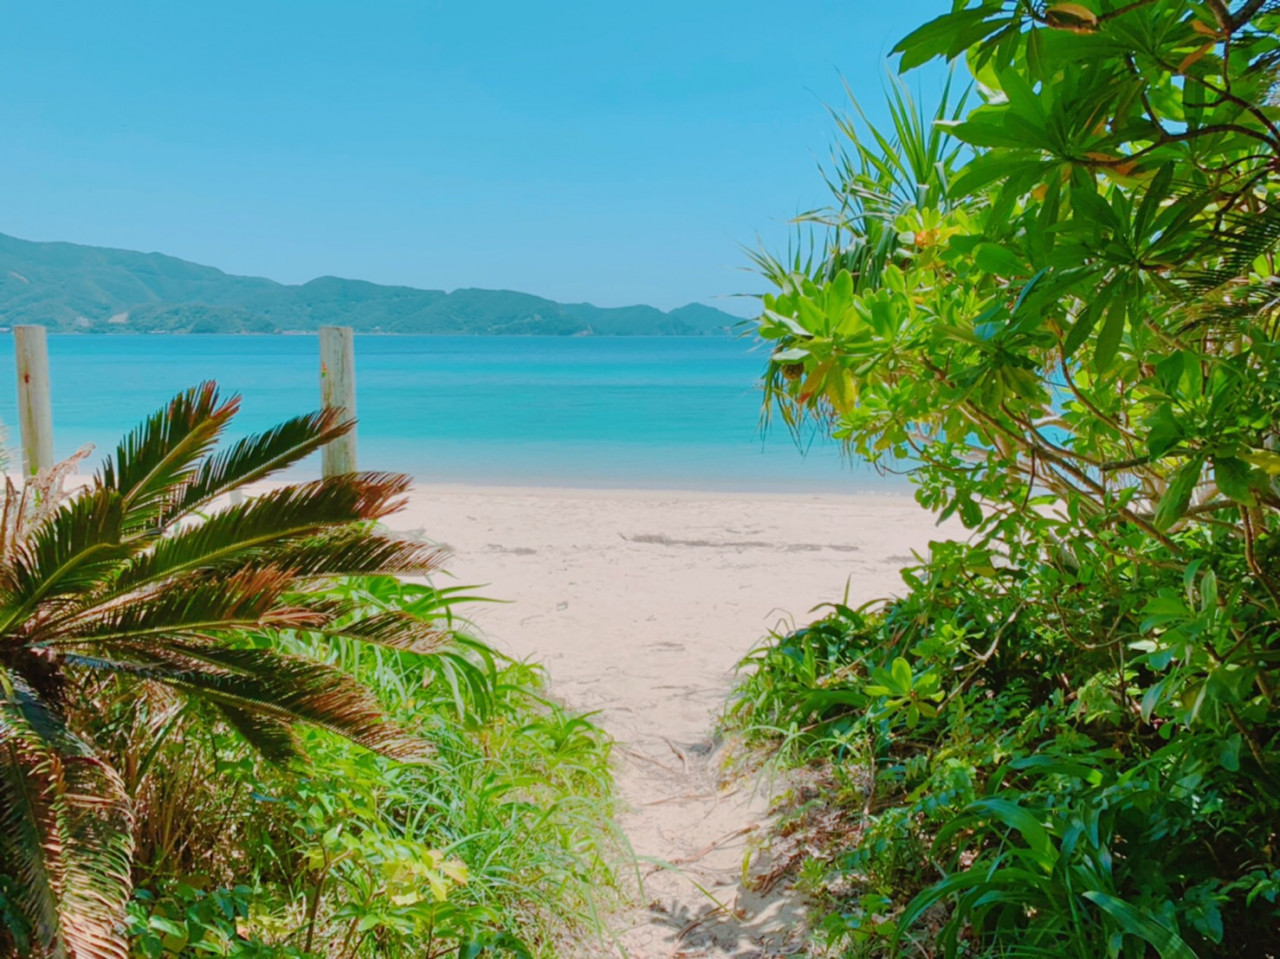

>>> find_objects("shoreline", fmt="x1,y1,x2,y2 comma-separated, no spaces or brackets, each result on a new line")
8,467,917,502
401,478,916,501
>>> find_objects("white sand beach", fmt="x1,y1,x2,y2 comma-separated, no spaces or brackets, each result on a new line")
386,484,952,957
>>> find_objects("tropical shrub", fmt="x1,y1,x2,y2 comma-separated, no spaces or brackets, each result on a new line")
0,384,581,957
116,577,620,958
735,2,1280,956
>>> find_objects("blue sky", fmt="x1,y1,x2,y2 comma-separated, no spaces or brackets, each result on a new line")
0,1,947,314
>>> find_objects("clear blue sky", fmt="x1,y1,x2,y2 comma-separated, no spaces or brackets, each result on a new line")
0,1,947,315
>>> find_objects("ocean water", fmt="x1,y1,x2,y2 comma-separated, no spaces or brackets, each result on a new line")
0,334,905,493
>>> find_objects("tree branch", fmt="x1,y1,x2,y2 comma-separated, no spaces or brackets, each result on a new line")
1228,0,1270,30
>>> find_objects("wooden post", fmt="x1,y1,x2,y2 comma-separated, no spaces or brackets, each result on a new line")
319,326,357,476
14,325,54,476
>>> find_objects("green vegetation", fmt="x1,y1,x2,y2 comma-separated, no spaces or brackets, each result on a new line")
732,2,1280,956
118,576,620,958
0,388,619,957
0,232,734,335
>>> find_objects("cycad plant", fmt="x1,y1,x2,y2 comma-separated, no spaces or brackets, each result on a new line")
0,383,446,958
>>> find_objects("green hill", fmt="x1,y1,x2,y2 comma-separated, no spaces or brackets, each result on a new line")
0,232,737,335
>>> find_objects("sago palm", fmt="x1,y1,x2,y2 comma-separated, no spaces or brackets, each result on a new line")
0,383,446,958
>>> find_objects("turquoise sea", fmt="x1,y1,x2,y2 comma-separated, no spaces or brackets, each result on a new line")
0,334,904,492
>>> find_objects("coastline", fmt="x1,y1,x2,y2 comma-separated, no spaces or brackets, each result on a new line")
0,333,888,497
395,477,915,499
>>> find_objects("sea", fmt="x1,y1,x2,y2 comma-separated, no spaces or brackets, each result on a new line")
0,334,907,493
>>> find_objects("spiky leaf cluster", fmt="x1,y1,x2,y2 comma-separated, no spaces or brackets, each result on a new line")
0,383,445,957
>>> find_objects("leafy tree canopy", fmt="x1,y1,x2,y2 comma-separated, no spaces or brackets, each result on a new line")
744,0,1280,954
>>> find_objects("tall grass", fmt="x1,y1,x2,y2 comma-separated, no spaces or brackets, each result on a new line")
78,576,623,958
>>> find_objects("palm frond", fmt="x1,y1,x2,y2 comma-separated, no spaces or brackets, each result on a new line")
115,645,429,762
0,448,95,569
209,703,303,765
1173,204,1280,331
0,489,130,630
273,531,446,579
801,74,968,291
96,382,236,533
51,755,133,959
0,382,449,954
1179,278,1280,333
170,408,350,520
0,673,133,959
62,644,429,763
0,692,60,953
1209,205,1280,276
107,473,417,595
40,566,318,647
318,609,449,654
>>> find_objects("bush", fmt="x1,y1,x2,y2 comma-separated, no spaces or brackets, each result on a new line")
735,2,1280,955
114,577,622,958
0,388,620,957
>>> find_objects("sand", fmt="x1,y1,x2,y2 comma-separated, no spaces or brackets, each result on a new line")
385,484,951,958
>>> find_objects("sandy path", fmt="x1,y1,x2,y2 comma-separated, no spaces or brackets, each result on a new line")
389,485,947,958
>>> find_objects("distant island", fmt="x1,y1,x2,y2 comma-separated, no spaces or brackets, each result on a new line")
0,232,741,335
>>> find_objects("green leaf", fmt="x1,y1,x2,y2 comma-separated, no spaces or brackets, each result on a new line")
147,916,187,937
966,798,1057,866
1218,734,1242,772
1083,891,1199,959
1213,456,1257,506
890,657,913,693
1145,404,1183,457
950,155,1047,197
1012,269,1050,318
1155,456,1205,531
953,116,1041,150
1242,448,1280,474
771,347,809,362
1093,288,1128,371
1063,279,1115,357
974,242,1026,276
893,8,999,70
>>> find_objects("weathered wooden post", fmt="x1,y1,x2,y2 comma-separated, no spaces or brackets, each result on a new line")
14,325,54,476
319,325,356,476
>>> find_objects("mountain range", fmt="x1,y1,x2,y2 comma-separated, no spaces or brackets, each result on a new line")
0,232,741,335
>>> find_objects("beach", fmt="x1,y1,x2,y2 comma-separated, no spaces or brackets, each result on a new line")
1,322,946,954
386,483,952,957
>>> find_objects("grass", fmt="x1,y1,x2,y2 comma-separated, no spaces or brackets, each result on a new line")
78,575,625,958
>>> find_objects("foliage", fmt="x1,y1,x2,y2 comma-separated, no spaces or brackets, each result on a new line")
114,577,621,958
0,384,455,957
737,2,1280,956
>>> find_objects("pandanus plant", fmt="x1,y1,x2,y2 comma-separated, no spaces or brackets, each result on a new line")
0,383,446,958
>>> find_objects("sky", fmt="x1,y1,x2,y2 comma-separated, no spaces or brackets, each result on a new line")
0,1,949,315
